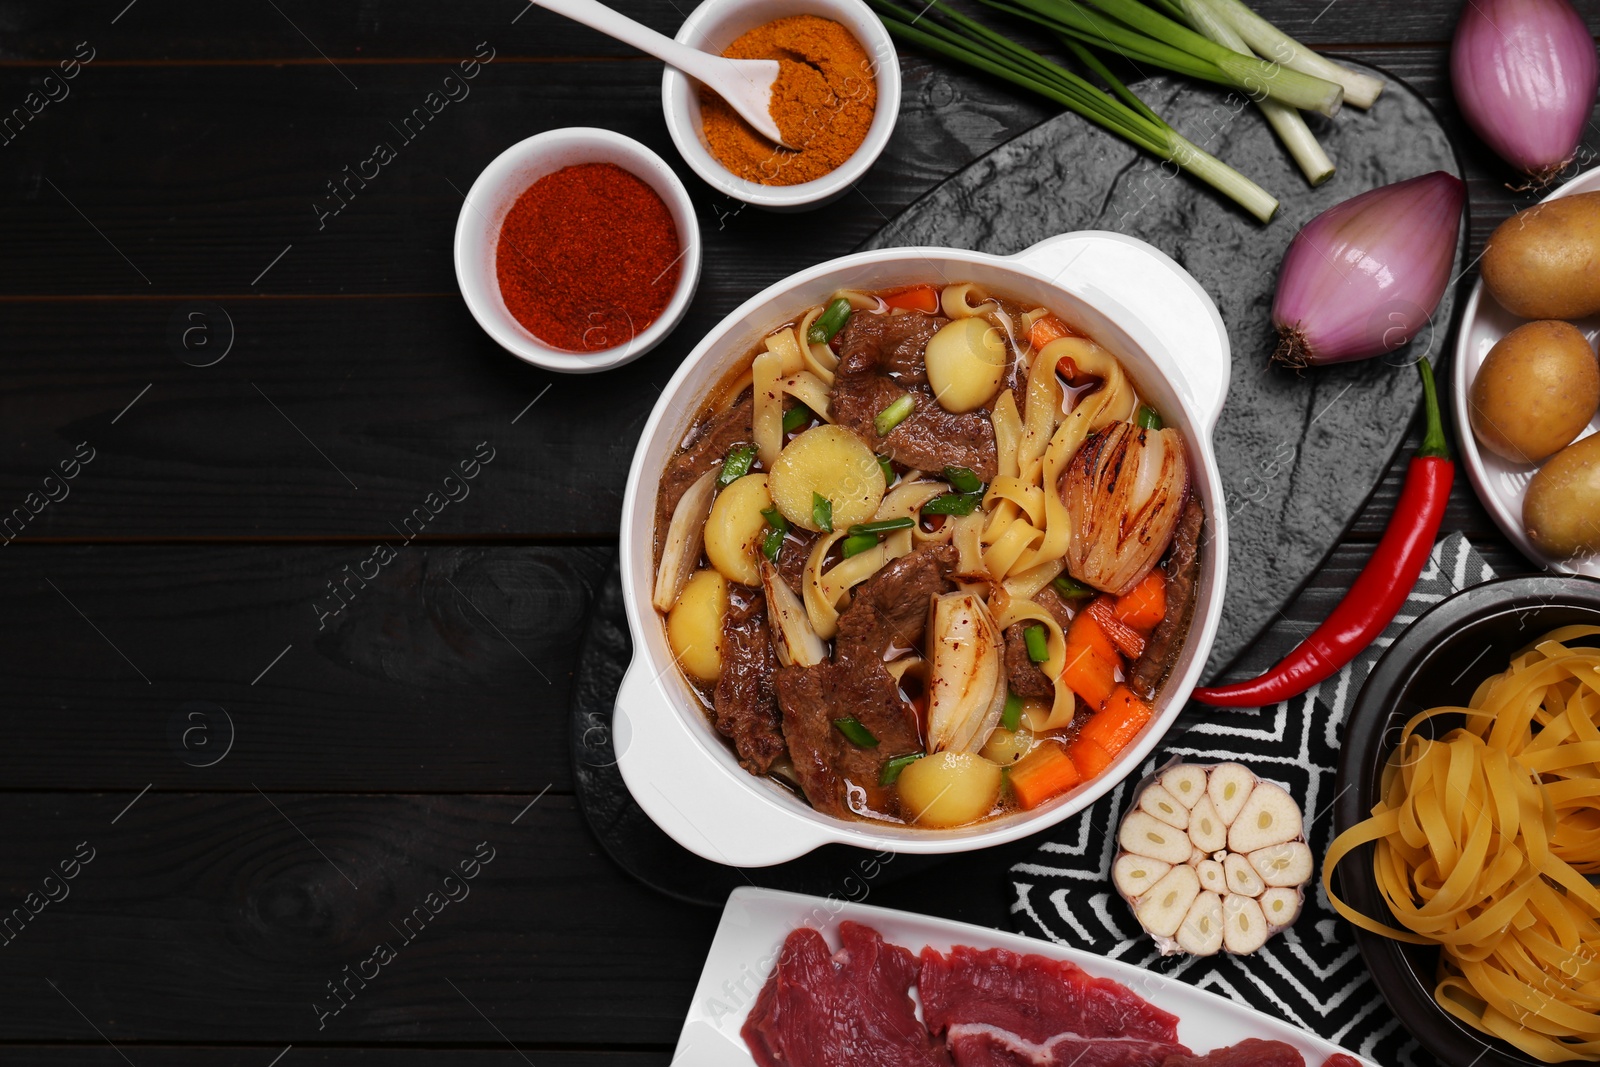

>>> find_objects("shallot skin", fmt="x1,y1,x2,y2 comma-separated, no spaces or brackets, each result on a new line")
1270,171,1466,368
1451,0,1598,183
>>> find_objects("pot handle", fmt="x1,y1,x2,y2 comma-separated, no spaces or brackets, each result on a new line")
1010,231,1231,433
612,657,833,868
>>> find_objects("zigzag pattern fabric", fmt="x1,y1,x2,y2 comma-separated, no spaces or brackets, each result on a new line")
1010,532,1496,1067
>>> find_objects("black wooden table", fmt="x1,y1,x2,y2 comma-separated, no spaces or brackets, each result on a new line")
0,1,1582,1062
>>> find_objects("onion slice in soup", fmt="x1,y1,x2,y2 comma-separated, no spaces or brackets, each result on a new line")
1063,421,1190,597
653,469,718,613
925,592,1008,755
761,560,827,668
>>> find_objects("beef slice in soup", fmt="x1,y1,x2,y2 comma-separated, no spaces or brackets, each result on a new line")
714,588,787,775
1002,586,1076,700
655,394,753,567
1130,495,1203,699
776,528,818,597
830,312,999,482
775,544,957,819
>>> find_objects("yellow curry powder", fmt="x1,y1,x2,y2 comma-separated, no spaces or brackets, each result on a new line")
699,16,877,186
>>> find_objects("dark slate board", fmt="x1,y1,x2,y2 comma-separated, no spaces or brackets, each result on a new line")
861,62,1465,673
573,62,1466,902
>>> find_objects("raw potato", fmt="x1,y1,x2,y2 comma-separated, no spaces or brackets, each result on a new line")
1469,321,1599,464
1113,762,1311,956
897,751,1002,828
768,424,886,532
704,474,772,587
666,569,728,682
1482,191,1600,320
925,317,1006,413
1525,433,1600,558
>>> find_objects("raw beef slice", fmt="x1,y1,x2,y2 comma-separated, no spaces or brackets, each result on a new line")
1161,1038,1306,1066
742,921,952,1067
920,944,1189,1067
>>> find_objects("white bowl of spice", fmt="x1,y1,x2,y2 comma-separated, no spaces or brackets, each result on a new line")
661,0,900,211
453,127,701,373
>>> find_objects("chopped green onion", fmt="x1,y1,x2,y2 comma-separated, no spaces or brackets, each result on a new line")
867,0,1278,223
1053,575,1095,599
1024,624,1050,663
783,404,812,434
878,454,896,485
718,444,756,487
807,297,854,345
761,506,790,533
943,465,984,494
841,532,880,558
922,491,983,517
848,516,916,536
1002,691,1023,731
761,506,790,563
874,394,916,436
880,752,925,785
1135,405,1164,430
812,492,834,533
834,717,880,748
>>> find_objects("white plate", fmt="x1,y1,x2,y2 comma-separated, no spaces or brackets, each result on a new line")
673,886,1379,1067
1453,167,1600,575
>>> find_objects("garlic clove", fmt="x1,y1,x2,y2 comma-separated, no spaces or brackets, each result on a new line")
1223,893,1269,955
1207,763,1255,825
1196,858,1226,895
1135,864,1201,939
1227,781,1303,853
1187,795,1228,854
1119,811,1195,865
1249,841,1314,888
1176,890,1224,956
1161,764,1208,809
1223,851,1265,897
1112,854,1171,901
1139,784,1190,830
1260,887,1303,929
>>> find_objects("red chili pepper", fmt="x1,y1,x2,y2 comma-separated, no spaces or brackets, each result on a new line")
1192,359,1453,708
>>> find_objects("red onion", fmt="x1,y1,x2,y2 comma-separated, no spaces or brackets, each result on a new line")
1271,172,1466,368
1451,0,1598,184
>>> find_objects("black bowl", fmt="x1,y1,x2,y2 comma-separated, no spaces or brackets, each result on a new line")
1334,574,1600,1067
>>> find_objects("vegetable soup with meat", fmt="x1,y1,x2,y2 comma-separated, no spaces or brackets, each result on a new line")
652,283,1203,829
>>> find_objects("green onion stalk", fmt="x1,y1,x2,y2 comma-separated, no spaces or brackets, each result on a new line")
985,0,1344,117
1189,0,1383,108
1174,0,1333,185
869,0,1279,223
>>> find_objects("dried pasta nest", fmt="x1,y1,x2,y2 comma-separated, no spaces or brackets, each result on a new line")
1113,760,1310,956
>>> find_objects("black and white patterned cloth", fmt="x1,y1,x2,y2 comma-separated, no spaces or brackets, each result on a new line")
1009,533,1497,1067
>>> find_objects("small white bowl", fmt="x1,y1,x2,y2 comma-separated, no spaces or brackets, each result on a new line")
661,0,901,212
453,127,701,374
1453,165,1600,575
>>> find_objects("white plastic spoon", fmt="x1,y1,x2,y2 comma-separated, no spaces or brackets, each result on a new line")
529,0,790,148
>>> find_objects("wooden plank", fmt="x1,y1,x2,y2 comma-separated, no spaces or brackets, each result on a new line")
0,793,718,1045
0,55,1042,297
0,0,1532,63
0,545,608,790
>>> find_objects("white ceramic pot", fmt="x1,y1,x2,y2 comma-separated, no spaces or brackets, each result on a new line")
614,233,1231,866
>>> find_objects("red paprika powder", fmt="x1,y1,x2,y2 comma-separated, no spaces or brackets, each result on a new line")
495,162,683,352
